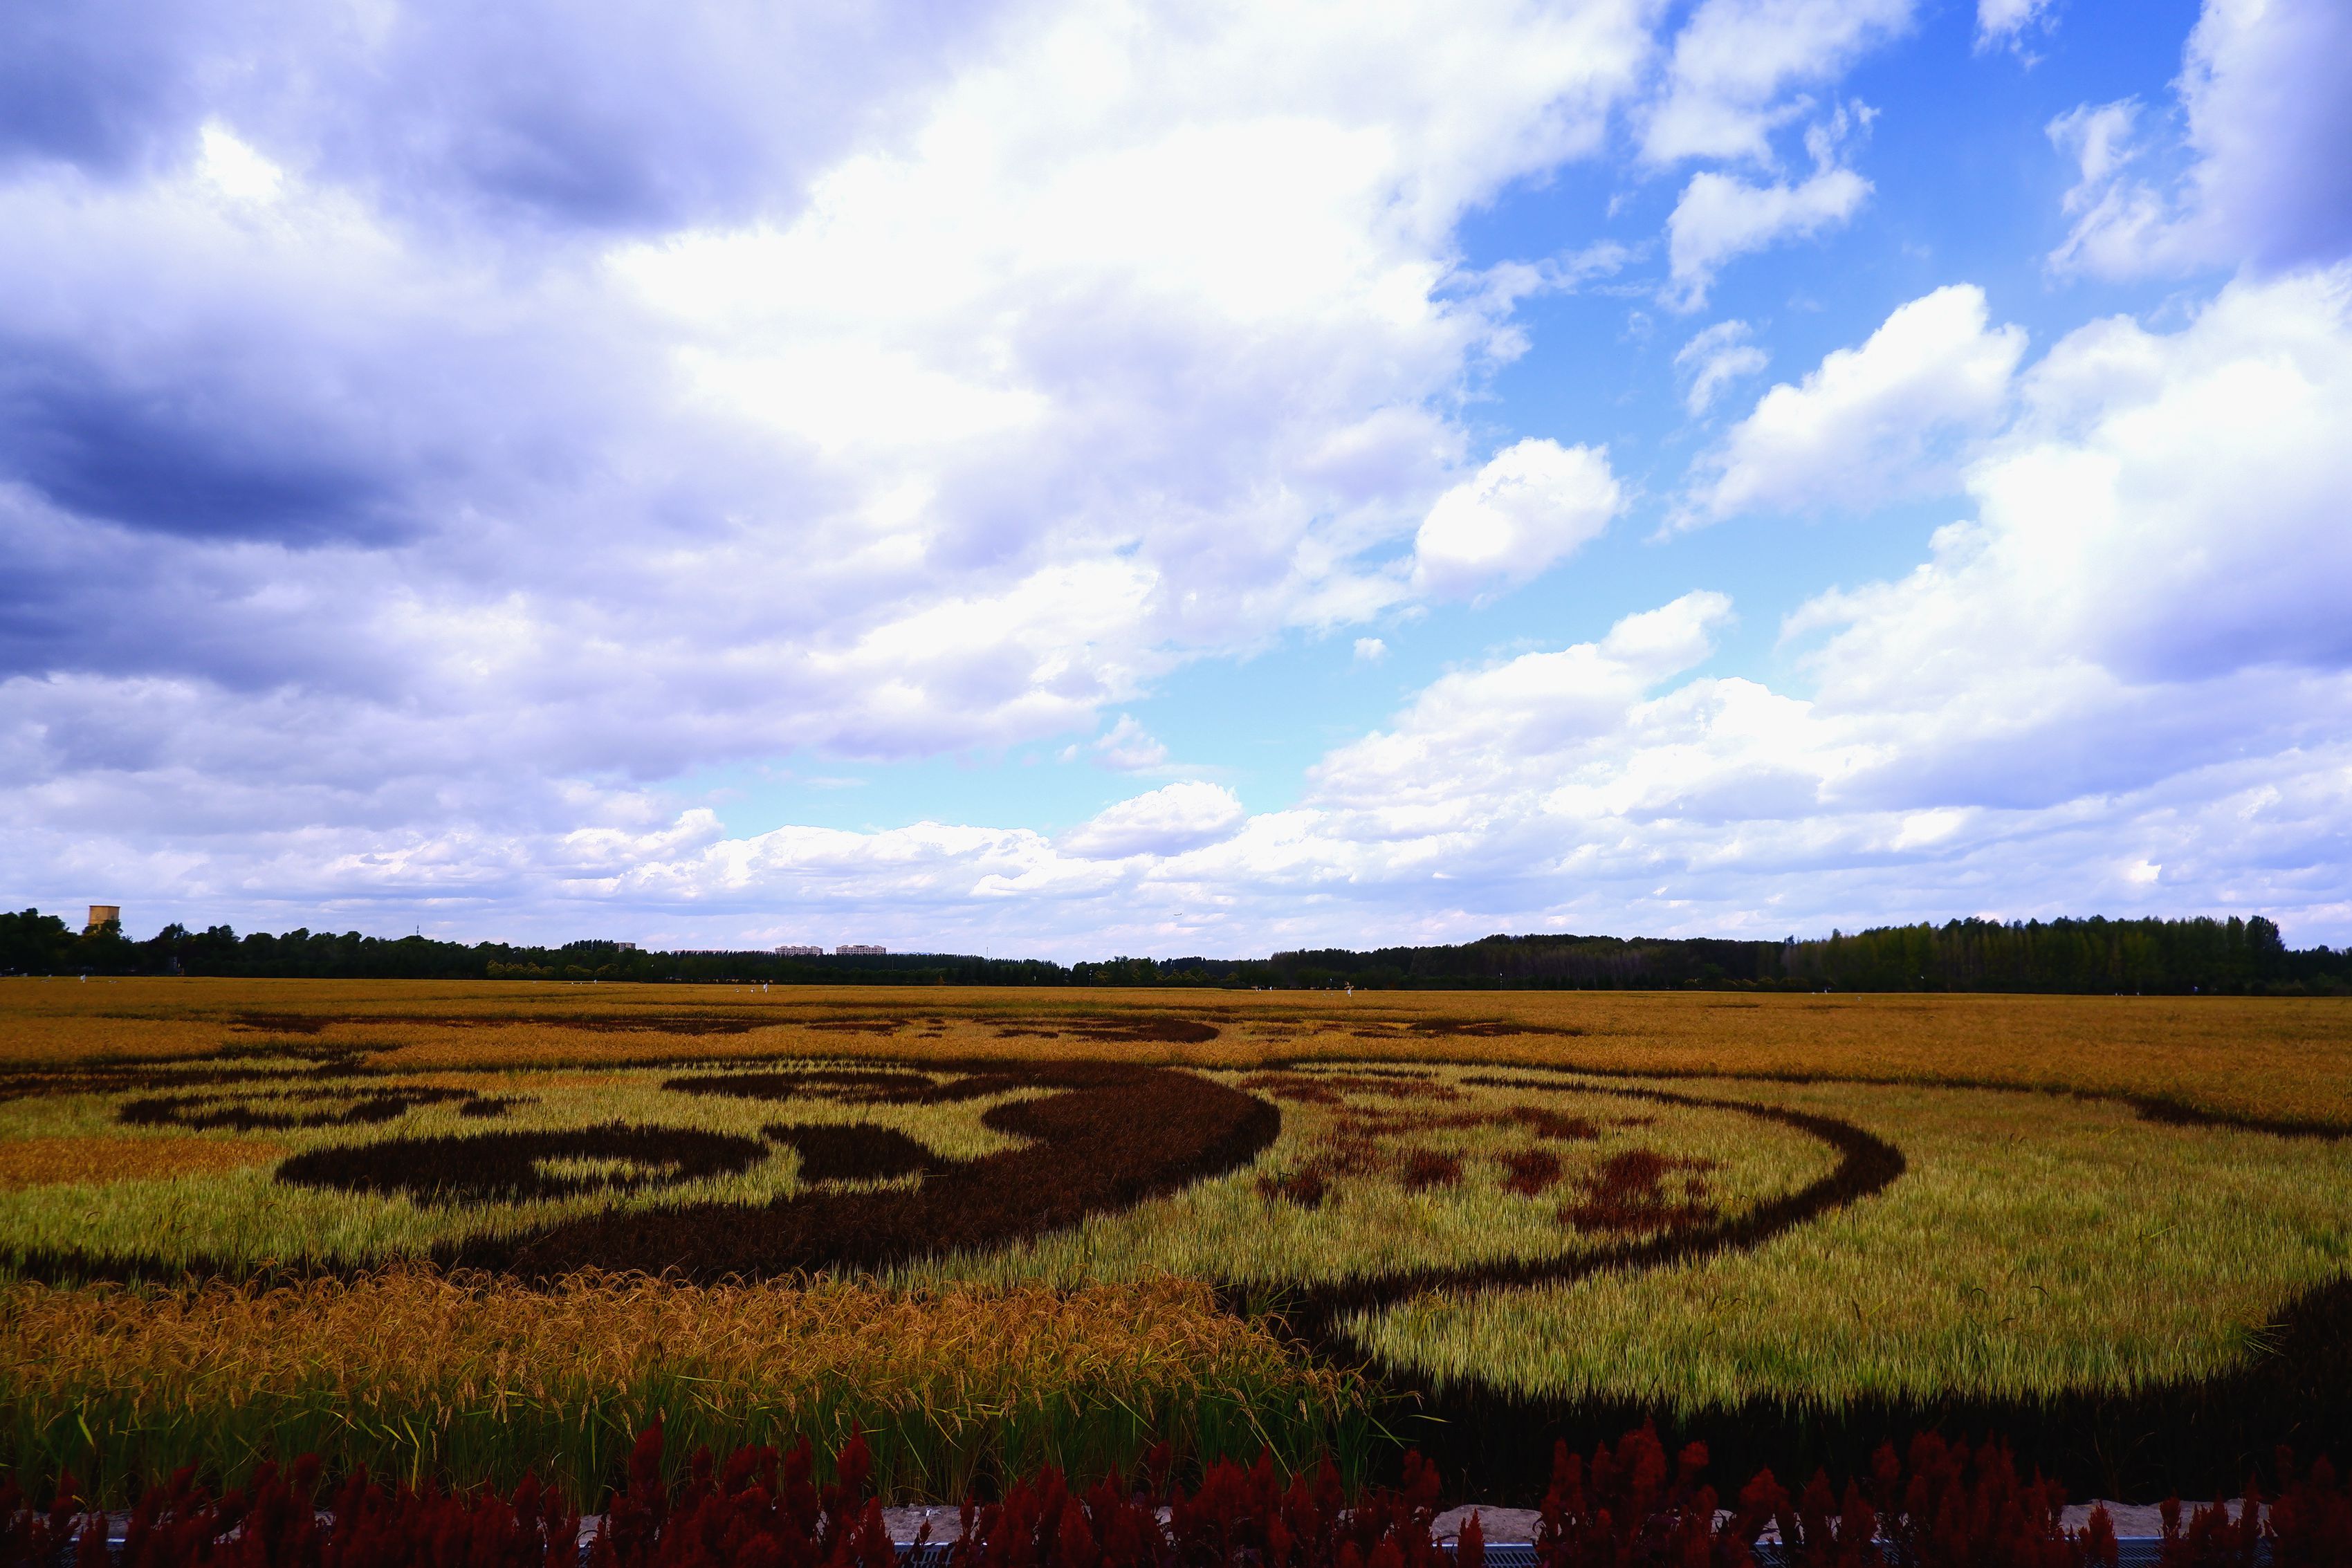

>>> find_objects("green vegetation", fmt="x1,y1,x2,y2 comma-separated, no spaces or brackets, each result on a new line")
912,1067,1838,1291
10,905,2349,993
1351,1076,2352,1406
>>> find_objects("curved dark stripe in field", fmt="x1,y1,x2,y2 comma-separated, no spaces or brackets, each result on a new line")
1453,1064,2352,1141
119,1085,483,1132
450,1062,1280,1282
1396,1275,2352,1506
762,1122,941,1181
1252,1082,1905,1345
279,1124,773,1203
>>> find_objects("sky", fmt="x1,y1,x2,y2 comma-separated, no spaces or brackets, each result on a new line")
3,0,2350,958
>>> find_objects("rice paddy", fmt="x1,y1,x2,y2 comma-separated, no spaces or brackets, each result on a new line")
1,977,2348,1502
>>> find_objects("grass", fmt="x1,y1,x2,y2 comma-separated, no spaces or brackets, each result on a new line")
1,978,2349,1500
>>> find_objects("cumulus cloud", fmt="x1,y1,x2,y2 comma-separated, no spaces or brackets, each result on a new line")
1802,266,2352,705
1687,284,2025,522
1310,593,1737,821
1642,0,1912,165
1664,112,1873,308
11,0,2346,956
0,0,1664,869
1974,0,2057,53
1675,320,1770,414
1058,781,1247,860
294,264,2349,955
1089,716,1173,773
2050,0,2352,278
1411,439,1624,599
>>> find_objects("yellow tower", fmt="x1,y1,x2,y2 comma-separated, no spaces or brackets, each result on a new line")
85,904,120,934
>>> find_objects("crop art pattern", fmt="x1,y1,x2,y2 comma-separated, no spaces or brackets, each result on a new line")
8,990,2352,1483
0,1042,1884,1325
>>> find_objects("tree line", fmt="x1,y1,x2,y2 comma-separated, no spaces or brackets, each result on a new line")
3,907,2345,994
1207,915,2341,994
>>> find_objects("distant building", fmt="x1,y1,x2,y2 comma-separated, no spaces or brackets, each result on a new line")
836,943,887,956
775,945,823,957
86,904,120,934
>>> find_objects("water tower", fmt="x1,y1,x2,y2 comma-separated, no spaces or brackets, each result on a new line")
85,904,120,934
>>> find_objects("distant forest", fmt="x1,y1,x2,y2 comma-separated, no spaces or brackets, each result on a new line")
4,907,2347,994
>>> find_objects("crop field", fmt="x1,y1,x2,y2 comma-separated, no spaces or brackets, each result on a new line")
2,979,2350,1504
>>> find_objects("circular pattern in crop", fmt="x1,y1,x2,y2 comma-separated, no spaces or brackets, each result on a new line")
120,1085,484,1132
763,1123,940,1182
277,1125,772,1204
467,1062,1281,1280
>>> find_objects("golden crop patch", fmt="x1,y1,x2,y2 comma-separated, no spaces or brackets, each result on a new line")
1,1266,1361,1502
0,1134,288,1190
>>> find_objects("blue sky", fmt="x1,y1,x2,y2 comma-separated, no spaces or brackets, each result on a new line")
4,0,2349,956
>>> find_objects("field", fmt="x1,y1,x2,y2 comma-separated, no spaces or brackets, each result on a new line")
3,979,2350,1505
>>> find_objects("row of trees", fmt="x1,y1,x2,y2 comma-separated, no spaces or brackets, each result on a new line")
5,907,2346,993
1217,916,2340,993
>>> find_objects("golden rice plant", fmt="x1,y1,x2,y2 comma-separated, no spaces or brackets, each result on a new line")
8,978,2350,1123
0,1264,1373,1506
0,1135,286,1190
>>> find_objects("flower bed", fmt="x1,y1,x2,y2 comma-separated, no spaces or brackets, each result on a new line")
8,1426,2350,1568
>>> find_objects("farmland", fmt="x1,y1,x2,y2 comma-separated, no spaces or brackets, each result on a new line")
2,979,2349,1504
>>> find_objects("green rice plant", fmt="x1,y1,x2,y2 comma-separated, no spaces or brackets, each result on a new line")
901,1065,1838,1291
1346,1076,2352,1408
0,1060,1036,1273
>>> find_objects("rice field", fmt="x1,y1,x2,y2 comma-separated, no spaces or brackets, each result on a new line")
1,977,2348,1502
0,1267,1360,1504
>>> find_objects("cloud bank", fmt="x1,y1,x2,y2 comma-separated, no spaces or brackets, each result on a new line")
4,0,2351,953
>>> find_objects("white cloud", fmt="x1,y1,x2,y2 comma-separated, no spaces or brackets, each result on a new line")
523,266,2352,954
2049,0,2352,277
1410,439,1624,599
1974,0,2057,53
1310,592,1737,823
1664,138,1871,308
2177,0,2352,270
1675,320,1770,414
1058,781,1247,860
1642,0,1913,165
1806,266,2352,702
1090,714,1171,773
1354,636,1388,663
0,0,1668,912
2046,100,2178,278
195,123,286,204
1688,284,2025,522
12,0,2351,957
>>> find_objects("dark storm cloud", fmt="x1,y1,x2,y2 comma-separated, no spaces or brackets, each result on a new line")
309,2,977,232
0,0,221,172
1,0,1009,232
0,351,399,544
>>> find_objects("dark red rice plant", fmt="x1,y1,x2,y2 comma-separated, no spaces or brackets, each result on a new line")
1497,1149,1563,1197
1558,1150,1718,1237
